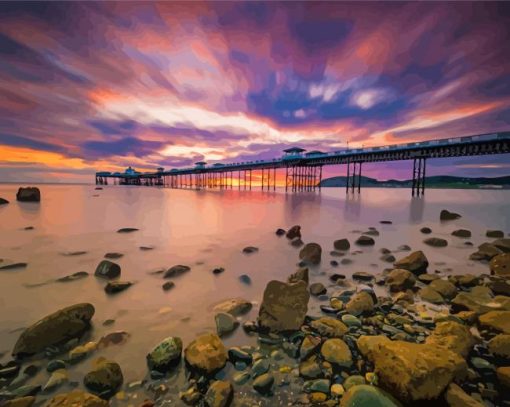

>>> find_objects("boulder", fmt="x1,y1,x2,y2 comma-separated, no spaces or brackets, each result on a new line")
45,390,108,406
488,334,510,359
470,243,503,261
146,337,182,372
492,238,510,253
286,225,301,240
425,321,476,357
346,291,374,316
385,269,416,292
288,267,309,285
393,251,428,275
204,380,233,407
451,229,471,238
372,341,467,403
164,265,190,278
487,230,504,238
215,312,239,337
104,281,132,294
340,385,402,407
490,253,510,277
428,279,457,300
0,197,9,205
13,303,94,358
334,239,350,251
497,366,510,388
419,286,444,304
184,333,227,375
449,274,480,288
213,298,252,316
452,292,510,315
16,187,40,202
356,335,391,360
356,235,375,246
320,338,352,368
440,209,461,221
445,383,484,407
84,358,123,399
479,311,510,334
94,260,120,280
309,283,326,296
2,397,35,407
258,280,309,332
299,243,322,265
424,237,448,248
310,317,348,338
299,335,322,360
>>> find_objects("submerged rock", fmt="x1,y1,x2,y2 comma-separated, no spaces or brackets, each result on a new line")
393,251,428,275
184,333,227,375
242,246,258,254
146,337,182,372
116,228,138,233
94,260,120,280
56,271,89,283
104,252,123,259
164,265,190,278
470,243,503,261
371,341,467,403
288,267,309,285
13,303,94,358
258,280,309,332
420,227,432,234
215,312,239,337
104,281,132,294
0,197,9,205
0,263,28,271
334,239,350,251
286,225,301,240
45,390,108,407
213,298,252,316
440,209,461,221
309,282,326,296
299,243,322,265
84,358,123,399
162,281,175,291
16,187,40,202
356,235,375,246
487,230,505,238
423,237,448,247
452,229,471,238
275,228,286,236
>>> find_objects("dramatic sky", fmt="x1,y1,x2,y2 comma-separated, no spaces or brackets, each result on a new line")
1,1,510,183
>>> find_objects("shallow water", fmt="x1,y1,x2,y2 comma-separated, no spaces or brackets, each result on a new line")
0,184,508,403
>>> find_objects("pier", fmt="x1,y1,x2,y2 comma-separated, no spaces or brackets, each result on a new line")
96,131,510,196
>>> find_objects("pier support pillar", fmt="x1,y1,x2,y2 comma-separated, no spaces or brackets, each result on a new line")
412,157,427,197
346,161,362,194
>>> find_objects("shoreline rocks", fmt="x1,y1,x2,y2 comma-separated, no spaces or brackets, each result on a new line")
16,187,40,202
184,333,227,375
94,260,121,280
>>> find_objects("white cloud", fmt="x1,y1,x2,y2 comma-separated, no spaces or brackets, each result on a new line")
350,88,389,110
294,109,307,118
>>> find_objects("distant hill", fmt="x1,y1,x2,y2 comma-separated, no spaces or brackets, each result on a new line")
319,175,510,189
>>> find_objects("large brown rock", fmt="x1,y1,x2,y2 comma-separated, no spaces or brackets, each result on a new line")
488,334,510,359
445,383,484,407
16,187,40,202
479,311,510,334
490,253,510,277
428,279,458,300
44,390,108,406
299,243,322,265
84,358,123,399
13,303,95,358
320,338,352,368
497,366,510,388
184,333,227,375
346,291,374,316
470,243,503,261
310,317,348,338
3,397,35,407
357,335,391,360
258,280,309,332
425,321,476,358
452,292,510,315
372,341,467,403
385,269,416,292
393,251,428,275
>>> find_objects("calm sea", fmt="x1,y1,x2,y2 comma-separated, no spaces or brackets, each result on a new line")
0,184,508,397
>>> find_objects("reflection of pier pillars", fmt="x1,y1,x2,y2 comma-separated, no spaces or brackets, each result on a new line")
346,161,362,194
412,157,426,197
285,165,322,192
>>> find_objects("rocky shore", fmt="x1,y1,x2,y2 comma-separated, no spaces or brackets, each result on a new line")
1,200,510,406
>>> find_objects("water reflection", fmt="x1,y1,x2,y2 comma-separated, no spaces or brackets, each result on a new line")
343,193,362,222
409,196,425,223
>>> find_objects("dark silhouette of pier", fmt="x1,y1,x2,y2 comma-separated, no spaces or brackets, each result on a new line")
95,131,510,196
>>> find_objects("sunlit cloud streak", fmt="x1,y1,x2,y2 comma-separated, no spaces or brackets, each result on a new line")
0,1,509,182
